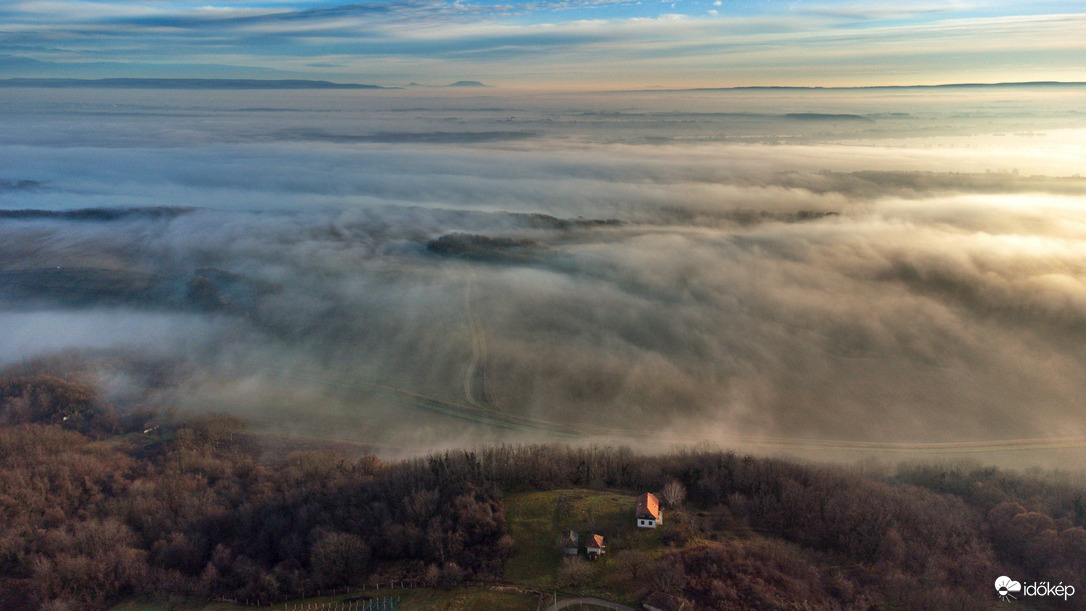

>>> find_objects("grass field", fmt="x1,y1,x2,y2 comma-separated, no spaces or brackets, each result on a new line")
396,587,538,610
111,587,539,611
113,488,662,610
502,488,663,605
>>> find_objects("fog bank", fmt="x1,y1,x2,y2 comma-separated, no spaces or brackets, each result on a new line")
2,86,1085,464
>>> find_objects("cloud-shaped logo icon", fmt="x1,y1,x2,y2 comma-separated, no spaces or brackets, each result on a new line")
995,576,1022,601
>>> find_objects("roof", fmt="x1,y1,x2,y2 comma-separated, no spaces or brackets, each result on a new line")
561,530,579,545
636,492,660,520
587,534,605,548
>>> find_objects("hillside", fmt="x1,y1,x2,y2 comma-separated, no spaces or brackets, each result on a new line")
2,375,1085,609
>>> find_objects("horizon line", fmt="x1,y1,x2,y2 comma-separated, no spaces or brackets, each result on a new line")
2,77,1086,92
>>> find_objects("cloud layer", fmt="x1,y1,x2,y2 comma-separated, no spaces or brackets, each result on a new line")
2,86,1086,463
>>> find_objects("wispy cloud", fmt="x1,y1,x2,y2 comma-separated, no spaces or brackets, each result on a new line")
1,1,1084,91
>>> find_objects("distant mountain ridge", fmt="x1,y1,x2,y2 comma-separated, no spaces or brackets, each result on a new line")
0,78,395,89
406,80,489,88
639,81,1086,92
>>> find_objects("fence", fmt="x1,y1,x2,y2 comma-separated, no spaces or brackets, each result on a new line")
283,596,400,610
215,580,422,607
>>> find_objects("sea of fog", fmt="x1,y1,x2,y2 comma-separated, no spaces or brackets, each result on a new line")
2,85,1085,465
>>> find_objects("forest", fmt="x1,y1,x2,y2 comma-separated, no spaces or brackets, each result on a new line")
2,374,1085,609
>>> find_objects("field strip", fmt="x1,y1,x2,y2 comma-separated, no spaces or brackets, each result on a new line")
256,367,1086,454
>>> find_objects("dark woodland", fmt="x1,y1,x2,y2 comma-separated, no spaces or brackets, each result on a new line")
2,375,1084,610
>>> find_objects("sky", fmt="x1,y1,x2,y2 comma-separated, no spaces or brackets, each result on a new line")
2,0,1086,88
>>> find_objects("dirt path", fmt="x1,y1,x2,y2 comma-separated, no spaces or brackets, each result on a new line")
460,264,489,407
546,596,636,611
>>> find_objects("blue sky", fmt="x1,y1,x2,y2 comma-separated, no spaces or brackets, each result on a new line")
2,0,1084,88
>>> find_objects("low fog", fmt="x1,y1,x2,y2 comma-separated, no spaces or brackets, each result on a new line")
2,85,1085,464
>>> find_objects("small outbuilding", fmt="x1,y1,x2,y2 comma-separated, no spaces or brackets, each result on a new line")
586,533,606,558
636,492,662,528
560,530,579,555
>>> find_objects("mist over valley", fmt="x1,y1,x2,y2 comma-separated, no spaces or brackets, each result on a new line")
2,86,1085,465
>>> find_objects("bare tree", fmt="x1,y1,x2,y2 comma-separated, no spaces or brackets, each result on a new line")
310,531,370,587
662,479,686,508
559,557,595,587
423,564,441,587
614,549,651,580
652,561,687,594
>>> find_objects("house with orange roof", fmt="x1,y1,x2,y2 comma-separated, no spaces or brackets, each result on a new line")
636,492,662,528
586,533,606,558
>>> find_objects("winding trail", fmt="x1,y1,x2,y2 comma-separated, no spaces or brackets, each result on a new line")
273,367,582,437
546,596,635,611
460,264,489,407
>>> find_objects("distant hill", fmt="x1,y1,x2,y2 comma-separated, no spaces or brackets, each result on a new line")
635,81,1086,92
405,80,489,88
0,78,395,89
